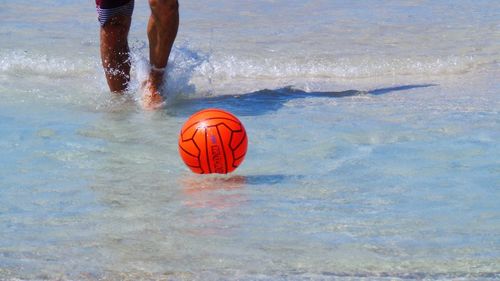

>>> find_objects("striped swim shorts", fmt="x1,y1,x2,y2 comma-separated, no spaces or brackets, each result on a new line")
95,0,134,26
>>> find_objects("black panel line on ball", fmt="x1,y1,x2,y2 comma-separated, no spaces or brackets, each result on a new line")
180,127,201,157
179,142,199,158
191,127,205,174
233,133,247,163
204,128,212,174
191,129,201,154
233,131,247,150
182,127,198,142
218,123,235,149
186,163,201,169
182,117,240,133
216,125,229,174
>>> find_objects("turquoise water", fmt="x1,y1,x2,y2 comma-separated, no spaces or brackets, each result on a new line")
1,1,499,280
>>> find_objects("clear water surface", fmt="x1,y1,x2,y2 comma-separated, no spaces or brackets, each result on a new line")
0,0,499,280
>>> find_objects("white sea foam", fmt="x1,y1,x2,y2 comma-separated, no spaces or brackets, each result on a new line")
0,47,481,90
195,54,478,80
0,51,96,78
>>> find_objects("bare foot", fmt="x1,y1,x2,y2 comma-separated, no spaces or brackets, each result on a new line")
141,80,165,110
141,67,166,110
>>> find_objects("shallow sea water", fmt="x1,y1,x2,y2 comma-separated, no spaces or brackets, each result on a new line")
0,0,499,280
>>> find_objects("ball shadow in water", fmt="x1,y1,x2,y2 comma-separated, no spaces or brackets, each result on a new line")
166,84,437,117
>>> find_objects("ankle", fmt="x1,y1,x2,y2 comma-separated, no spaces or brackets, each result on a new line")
148,66,165,89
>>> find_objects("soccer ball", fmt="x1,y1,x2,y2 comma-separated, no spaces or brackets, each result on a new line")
178,108,248,174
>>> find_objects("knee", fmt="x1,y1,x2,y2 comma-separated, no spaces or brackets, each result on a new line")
149,0,179,14
101,15,131,46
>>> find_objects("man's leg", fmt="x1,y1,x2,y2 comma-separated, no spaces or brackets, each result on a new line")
97,0,134,93
100,15,132,93
143,0,179,108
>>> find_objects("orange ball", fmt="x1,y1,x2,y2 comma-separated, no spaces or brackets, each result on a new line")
178,108,248,174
